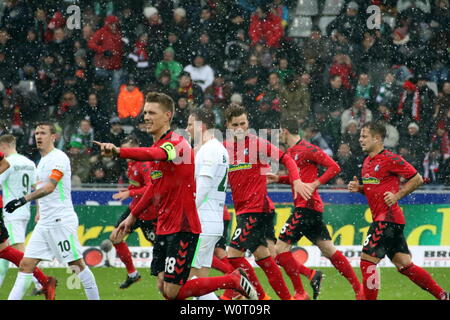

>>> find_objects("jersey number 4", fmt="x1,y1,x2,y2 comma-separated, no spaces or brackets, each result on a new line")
217,169,228,192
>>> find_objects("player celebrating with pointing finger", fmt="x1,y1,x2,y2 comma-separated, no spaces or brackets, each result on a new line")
95,92,257,301
348,121,449,300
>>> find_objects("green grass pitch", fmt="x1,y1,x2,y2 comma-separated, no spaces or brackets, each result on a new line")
0,267,448,300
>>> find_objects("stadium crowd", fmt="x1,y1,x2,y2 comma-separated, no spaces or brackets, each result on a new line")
0,0,449,186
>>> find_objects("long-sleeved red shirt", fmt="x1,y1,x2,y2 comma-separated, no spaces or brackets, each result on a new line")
223,134,300,215
278,139,341,212
119,131,201,235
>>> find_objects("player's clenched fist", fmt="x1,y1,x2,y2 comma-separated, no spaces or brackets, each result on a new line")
93,141,120,157
348,176,361,193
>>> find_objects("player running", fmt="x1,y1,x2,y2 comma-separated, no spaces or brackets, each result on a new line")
267,119,364,300
0,148,56,300
348,121,449,300
5,122,100,300
109,135,157,289
94,92,257,300
185,108,230,300
223,105,314,300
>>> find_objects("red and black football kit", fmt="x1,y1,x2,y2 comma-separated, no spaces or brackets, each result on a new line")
119,130,201,285
360,149,417,259
359,150,448,301
224,133,300,253
115,160,157,243
277,139,340,244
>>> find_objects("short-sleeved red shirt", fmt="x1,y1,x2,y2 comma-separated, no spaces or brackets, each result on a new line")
120,131,201,235
127,161,155,221
362,149,417,225
279,139,341,212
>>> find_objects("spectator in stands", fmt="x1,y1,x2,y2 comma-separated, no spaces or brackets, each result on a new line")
90,74,115,114
55,91,83,143
88,163,110,184
88,15,124,95
334,142,359,186
146,69,176,98
126,32,151,88
192,6,219,44
154,47,183,89
321,75,348,114
117,76,144,123
171,7,190,43
355,73,376,110
238,69,262,126
399,122,427,169
48,27,73,66
18,29,43,69
358,31,389,85
223,29,250,78
1,0,33,41
395,75,436,136
105,116,127,147
70,119,95,153
248,4,284,48
138,7,165,50
314,106,342,153
341,97,373,134
326,1,365,45
164,29,189,66
280,74,311,124
274,57,295,85
183,54,214,92
172,95,191,130
434,81,450,122
67,139,91,186
81,92,109,142
204,73,232,109
329,53,357,95
375,72,402,110
192,31,222,70
303,124,333,157
341,119,365,162
176,71,204,106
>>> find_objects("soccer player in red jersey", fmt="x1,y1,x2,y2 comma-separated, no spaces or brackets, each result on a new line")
223,105,314,300
348,121,449,300
94,92,257,300
0,152,56,300
109,135,157,289
267,119,364,300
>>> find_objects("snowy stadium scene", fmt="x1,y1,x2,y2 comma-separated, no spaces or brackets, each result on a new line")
0,0,449,304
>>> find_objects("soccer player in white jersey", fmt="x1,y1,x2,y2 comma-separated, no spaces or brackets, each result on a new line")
4,122,100,300
186,109,230,300
0,134,42,292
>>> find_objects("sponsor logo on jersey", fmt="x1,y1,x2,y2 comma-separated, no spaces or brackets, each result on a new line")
229,163,252,172
129,179,140,187
151,170,163,180
362,176,380,184
374,164,380,172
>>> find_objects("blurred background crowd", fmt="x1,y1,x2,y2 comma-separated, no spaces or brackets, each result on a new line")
0,0,448,187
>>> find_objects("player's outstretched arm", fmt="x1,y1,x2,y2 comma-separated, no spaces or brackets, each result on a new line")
384,173,423,207
0,152,10,174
